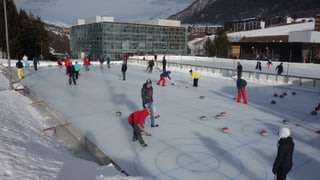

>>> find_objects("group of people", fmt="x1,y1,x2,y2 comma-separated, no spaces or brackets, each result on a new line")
15,54,40,80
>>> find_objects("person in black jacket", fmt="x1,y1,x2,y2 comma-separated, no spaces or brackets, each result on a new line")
66,62,76,85
16,59,24,80
273,127,294,180
121,62,127,80
276,62,284,75
141,79,159,127
236,77,248,104
162,55,167,72
237,61,243,79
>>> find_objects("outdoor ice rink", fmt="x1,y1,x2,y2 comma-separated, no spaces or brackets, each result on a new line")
11,58,320,180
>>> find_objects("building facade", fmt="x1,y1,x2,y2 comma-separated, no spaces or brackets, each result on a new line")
70,16,187,60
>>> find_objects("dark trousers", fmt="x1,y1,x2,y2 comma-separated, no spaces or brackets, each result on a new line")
34,63,38,71
75,71,79,79
68,75,76,85
193,78,199,87
276,167,291,180
122,71,126,80
130,122,145,145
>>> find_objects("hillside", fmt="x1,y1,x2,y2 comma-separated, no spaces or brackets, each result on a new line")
169,0,320,25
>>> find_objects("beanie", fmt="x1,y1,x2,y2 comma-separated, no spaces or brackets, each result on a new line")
189,69,192,73
278,127,291,139
146,79,152,84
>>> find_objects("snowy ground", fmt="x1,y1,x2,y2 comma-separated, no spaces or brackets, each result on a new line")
0,64,145,180
0,57,319,180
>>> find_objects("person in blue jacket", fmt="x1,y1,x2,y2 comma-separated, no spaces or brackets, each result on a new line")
157,71,171,86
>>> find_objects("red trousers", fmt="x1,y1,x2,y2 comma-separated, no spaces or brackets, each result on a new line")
237,88,248,104
157,76,166,86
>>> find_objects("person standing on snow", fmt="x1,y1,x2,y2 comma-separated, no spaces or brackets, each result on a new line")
16,59,24,80
73,61,81,80
157,71,171,86
236,77,248,104
121,62,127,80
128,108,151,147
237,61,243,79
141,79,159,127
255,61,262,71
83,56,90,71
99,55,105,69
162,55,167,72
66,62,76,85
106,55,111,68
33,56,40,71
273,127,294,180
276,62,284,75
189,69,199,87
267,59,273,69
146,60,154,73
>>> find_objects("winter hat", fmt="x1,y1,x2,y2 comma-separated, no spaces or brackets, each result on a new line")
146,79,152,84
189,69,192,73
278,127,291,139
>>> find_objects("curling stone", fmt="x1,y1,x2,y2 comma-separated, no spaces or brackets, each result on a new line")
199,95,205,99
282,119,290,124
260,129,268,136
115,111,122,116
273,93,278,97
271,100,276,104
221,127,229,133
292,91,296,95
200,115,207,120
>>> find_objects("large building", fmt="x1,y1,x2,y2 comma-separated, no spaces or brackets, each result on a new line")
70,16,187,60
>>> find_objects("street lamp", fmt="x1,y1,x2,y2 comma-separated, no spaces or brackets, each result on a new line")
3,0,12,89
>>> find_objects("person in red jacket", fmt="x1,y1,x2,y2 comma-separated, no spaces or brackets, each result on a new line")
128,108,151,147
83,56,90,71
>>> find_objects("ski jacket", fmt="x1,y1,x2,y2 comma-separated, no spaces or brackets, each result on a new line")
236,79,247,89
66,65,75,75
160,71,171,80
190,70,199,80
121,64,127,72
128,109,149,128
64,59,71,67
74,63,80,71
16,61,23,69
141,83,153,104
272,137,294,174
84,58,90,65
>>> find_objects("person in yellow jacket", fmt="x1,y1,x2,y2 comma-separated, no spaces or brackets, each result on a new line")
189,69,199,87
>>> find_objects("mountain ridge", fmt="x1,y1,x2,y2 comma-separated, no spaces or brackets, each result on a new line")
168,0,320,25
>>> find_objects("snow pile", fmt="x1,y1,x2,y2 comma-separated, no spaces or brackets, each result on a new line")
0,69,143,179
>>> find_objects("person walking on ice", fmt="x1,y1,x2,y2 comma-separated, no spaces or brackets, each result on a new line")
275,62,284,75
189,69,199,87
141,79,159,127
128,108,151,147
157,71,171,86
273,127,294,180
236,77,248,104
16,59,24,80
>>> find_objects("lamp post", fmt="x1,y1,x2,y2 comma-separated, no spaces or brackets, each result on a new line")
3,0,12,89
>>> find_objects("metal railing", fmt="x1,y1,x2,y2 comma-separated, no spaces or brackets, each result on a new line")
131,59,320,90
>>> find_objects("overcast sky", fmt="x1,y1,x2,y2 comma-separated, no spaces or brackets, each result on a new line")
13,0,194,26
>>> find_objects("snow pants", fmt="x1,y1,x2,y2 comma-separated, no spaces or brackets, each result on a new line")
17,68,23,79
237,88,248,104
157,76,166,86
